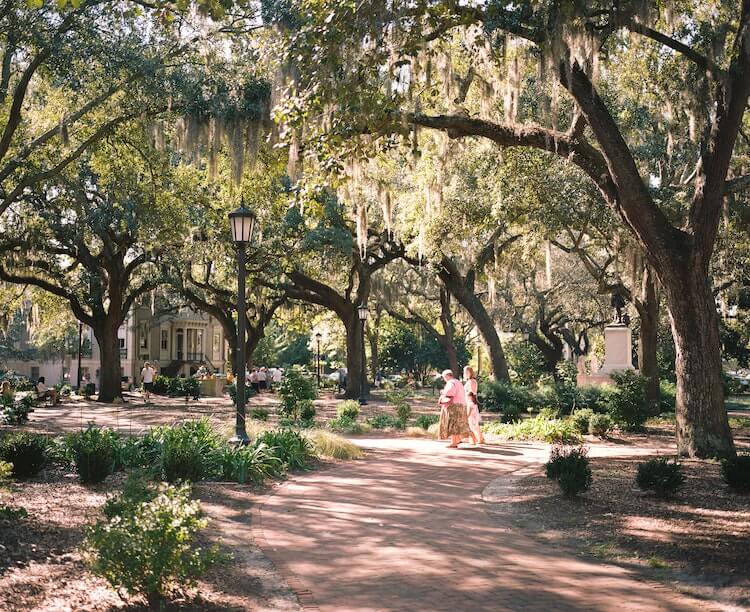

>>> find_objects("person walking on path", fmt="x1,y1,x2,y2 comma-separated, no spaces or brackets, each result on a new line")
438,369,469,448
140,361,156,405
463,366,485,444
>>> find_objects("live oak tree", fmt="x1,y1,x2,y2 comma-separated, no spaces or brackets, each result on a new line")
278,196,404,399
167,159,290,374
0,0,232,223
0,131,189,402
379,263,468,376
269,0,750,457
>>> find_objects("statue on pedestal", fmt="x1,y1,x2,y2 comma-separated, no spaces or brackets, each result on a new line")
610,291,627,325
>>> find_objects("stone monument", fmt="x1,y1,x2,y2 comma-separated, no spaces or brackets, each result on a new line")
576,291,636,385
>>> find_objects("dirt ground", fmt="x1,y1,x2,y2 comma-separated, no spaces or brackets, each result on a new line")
0,468,300,611
508,454,750,610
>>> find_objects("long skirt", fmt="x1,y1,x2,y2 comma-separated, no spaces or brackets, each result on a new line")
467,404,482,441
439,402,470,439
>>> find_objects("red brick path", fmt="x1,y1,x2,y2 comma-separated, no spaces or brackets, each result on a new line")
254,437,704,612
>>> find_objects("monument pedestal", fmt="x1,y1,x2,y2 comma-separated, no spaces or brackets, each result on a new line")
577,324,635,386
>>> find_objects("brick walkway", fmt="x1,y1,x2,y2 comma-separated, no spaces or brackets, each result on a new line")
254,437,704,612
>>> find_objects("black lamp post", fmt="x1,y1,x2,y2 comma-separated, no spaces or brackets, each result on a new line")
357,303,369,405
76,322,83,390
228,202,257,444
315,332,322,388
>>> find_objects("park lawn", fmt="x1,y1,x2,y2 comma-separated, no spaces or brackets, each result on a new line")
508,457,750,610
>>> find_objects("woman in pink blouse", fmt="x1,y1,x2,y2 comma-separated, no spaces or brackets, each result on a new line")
438,369,470,448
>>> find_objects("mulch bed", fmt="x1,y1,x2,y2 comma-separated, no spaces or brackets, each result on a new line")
0,469,299,611
509,456,750,610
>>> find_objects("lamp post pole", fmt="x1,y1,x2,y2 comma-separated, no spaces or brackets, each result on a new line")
228,203,257,445
76,322,83,390
315,332,322,388
358,303,369,405
234,244,248,443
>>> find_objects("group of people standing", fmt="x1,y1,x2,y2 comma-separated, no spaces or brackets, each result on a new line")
438,366,485,448
249,366,282,393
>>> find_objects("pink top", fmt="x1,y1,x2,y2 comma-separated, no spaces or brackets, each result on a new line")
440,378,466,406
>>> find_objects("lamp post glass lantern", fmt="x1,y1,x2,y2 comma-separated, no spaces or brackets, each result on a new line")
315,332,322,388
357,303,368,405
228,204,257,444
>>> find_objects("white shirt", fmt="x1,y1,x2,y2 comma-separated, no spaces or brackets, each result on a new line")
141,366,155,383
273,368,282,383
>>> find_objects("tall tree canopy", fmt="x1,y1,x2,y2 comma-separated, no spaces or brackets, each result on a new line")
268,0,750,457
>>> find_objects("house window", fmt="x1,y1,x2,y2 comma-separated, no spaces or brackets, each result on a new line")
213,332,220,358
119,338,125,349
31,366,40,381
139,325,148,349
161,330,168,350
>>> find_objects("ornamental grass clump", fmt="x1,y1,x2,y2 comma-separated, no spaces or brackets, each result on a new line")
545,445,592,497
721,454,750,493
336,400,361,420
570,408,595,435
86,482,219,607
636,457,685,498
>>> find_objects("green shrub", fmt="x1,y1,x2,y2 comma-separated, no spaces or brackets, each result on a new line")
152,375,200,399
0,432,49,478
278,367,316,416
157,419,223,482
226,382,257,406
255,429,312,471
0,504,28,520
367,413,405,429
506,340,547,386
385,389,412,423
636,457,685,497
604,370,651,431
723,372,745,396
588,413,613,437
479,380,530,422
327,415,367,434
576,385,607,412
85,482,218,607
484,414,581,444
570,409,595,435
103,472,157,519
415,414,439,430
296,399,316,421
721,454,750,493
0,460,13,484
250,407,269,421
336,400,361,420
67,426,120,484
215,443,284,484
1,394,35,425
659,381,677,412
545,445,592,497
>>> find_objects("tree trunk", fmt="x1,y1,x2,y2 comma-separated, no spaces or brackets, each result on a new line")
662,265,734,458
94,323,122,403
444,338,460,377
344,314,365,399
638,267,660,404
440,272,510,380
